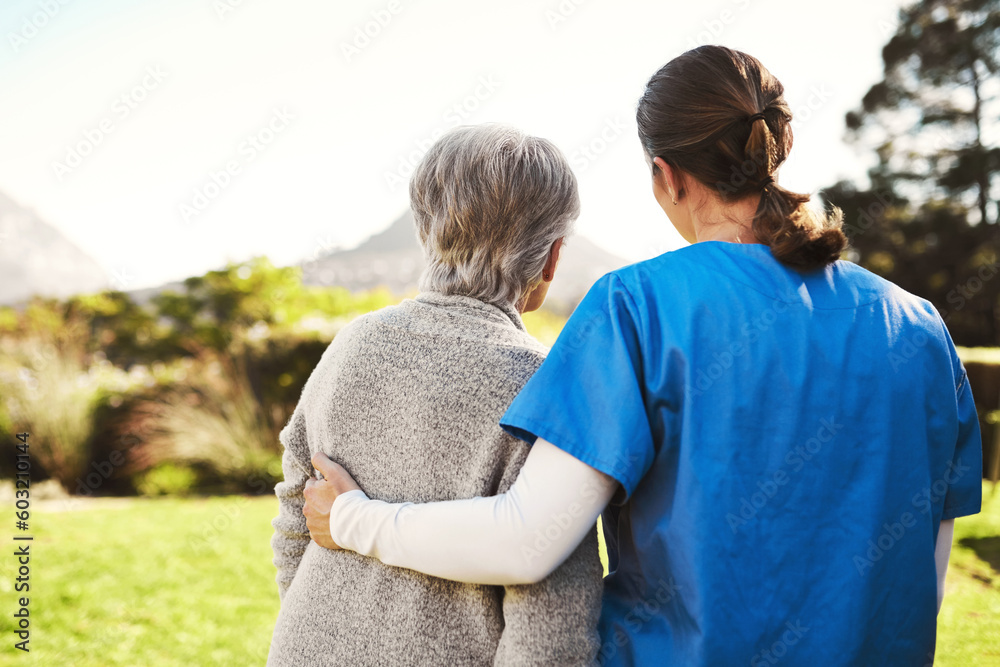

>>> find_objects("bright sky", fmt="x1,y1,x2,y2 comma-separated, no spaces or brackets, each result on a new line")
0,0,908,291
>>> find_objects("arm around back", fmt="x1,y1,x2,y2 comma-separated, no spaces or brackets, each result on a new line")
330,438,618,585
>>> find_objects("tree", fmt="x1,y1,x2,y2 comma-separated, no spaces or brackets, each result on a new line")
152,256,305,353
823,0,1000,346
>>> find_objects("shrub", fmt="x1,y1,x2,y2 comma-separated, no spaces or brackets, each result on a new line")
122,348,283,493
135,463,199,497
0,337,102,491
958,347,1000,485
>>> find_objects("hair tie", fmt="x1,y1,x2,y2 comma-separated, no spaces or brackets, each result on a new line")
747,112,766,124
759,175,774,189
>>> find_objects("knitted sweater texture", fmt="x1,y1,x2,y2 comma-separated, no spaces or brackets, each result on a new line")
267,291,603,666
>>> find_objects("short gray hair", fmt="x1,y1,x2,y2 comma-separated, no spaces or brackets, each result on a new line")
410,124,579,308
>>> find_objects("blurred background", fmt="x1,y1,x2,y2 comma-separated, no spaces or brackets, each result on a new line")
0,0,998,664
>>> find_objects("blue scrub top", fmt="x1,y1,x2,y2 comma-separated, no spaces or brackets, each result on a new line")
500,241,982,666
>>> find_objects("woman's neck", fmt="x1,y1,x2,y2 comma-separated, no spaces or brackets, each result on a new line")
690,193,762,244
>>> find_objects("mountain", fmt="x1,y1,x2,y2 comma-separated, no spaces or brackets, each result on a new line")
298,211,630,312
0,191,109,306
7,203,630,314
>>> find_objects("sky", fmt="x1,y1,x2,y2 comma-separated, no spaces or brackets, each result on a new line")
0,0,909,292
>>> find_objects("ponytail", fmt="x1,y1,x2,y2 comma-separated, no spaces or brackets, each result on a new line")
752,184,846,270
636,45,848,271
744,112,846,270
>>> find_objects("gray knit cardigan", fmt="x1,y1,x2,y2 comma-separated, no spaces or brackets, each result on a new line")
267,291,603,667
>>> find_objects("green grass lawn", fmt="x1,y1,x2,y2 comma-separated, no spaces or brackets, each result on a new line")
1,485,997,666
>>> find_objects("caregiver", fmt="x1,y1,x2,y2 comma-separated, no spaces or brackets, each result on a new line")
306,45,982,666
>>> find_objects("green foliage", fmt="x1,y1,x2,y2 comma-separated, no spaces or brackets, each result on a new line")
153,256,304,353
135,463,199,497
120,351,283,492
0,255,404,370
822,180,998,346
0,306,17,334
0,253,574,494
0,337,103,491
824,0,1000,347
847,0,1000,222
66,290,162,367
937,482,1000,666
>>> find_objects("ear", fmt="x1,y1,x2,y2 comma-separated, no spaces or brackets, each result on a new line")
542,237,563,282
652,157,683,203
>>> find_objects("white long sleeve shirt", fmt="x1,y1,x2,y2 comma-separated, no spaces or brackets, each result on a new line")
330,438,955,600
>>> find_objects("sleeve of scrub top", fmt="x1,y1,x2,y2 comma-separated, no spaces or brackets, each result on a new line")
941,368,983,520
499,271,658,500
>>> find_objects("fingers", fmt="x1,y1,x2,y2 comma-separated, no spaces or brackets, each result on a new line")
309,453,362,495
311,451,331,473
311,451,349,480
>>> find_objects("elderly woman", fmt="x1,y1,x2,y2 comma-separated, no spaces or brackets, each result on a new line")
306,46,981,666
266,124,603,666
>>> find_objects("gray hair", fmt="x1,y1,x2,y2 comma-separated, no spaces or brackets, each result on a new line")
409,124,579,308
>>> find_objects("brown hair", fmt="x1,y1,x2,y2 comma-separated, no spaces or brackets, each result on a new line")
636,45,846,271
